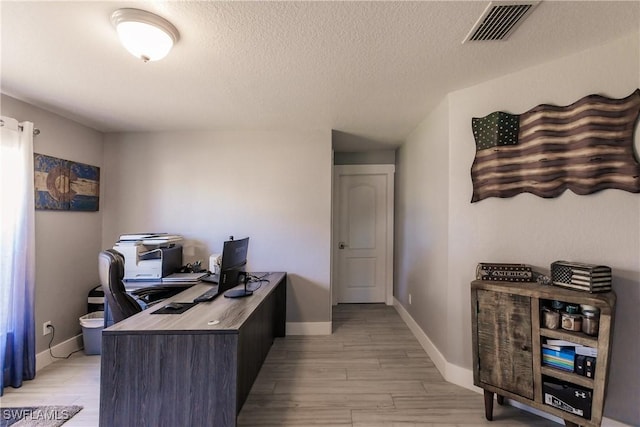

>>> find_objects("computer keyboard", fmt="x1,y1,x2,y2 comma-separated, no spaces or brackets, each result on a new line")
193,286,219,303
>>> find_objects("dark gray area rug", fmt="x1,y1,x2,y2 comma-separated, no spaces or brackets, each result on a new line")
0,406,82,427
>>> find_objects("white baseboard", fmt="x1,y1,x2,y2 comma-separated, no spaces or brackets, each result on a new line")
508,400,632,426
601,417,634,427
35,333,84,372
509,400,564,424
392,298,630,427
392,298,482,392
286,321,332,335
392,298,450,380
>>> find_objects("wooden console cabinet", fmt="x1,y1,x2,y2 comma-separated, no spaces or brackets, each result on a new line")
471,280,615,427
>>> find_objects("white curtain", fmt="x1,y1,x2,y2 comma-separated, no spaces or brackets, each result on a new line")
0,116,36,394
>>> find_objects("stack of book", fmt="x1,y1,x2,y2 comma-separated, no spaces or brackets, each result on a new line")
551,261,612,293
542,344,575,372
542,340,598,375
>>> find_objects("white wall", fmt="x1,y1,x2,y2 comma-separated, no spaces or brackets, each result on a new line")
395,97,450,351
1,94,104,354
395,32,640,425
102,130,333,324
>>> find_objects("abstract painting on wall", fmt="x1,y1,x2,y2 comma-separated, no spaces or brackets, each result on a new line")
470,89,640,202
34,154,100,211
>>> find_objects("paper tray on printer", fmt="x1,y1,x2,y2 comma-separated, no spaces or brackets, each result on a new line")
139,248,162,259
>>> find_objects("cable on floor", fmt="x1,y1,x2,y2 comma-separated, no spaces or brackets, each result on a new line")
47,324,84,359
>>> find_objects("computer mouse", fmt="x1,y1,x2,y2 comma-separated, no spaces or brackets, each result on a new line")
165,302,182,310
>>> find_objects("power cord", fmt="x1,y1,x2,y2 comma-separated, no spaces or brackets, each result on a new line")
246,274,270,292
46,324,84,360
177,261,207,273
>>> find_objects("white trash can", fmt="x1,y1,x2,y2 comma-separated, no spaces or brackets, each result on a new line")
80,311,104,355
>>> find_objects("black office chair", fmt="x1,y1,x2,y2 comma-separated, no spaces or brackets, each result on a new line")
98,249,142,323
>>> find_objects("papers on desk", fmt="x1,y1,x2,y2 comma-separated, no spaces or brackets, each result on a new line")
119,233,164,240
162,272,209,282
118,233,183,246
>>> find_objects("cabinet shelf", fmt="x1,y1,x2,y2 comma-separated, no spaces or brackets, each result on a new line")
540,327,598,347
541,365,594,389
472,280,615,427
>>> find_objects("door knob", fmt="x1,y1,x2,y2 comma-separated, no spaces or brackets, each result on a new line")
339,242,348,249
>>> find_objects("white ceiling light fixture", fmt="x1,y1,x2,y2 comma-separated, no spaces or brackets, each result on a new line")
111,8,179,62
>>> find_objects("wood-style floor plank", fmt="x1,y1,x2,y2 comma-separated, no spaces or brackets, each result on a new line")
239,304,556,426
1,303,556,426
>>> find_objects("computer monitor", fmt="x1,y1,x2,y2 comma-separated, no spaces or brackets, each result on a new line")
219,237,252,298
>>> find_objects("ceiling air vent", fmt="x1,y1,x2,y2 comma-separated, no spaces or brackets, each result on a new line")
463,1,539,43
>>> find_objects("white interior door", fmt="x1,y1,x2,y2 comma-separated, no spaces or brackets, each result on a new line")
334,165,394,304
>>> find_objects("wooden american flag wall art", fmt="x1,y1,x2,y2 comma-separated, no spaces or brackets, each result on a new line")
470,89,640,203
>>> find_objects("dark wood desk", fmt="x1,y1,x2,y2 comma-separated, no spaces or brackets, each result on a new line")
99,272,286,427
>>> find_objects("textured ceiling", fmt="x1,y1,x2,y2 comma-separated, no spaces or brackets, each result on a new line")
1,1,639,150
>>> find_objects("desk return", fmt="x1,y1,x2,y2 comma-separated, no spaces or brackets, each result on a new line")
99,272,286,427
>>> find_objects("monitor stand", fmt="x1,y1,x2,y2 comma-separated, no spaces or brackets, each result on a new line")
224,272,253,298
224,288,253,298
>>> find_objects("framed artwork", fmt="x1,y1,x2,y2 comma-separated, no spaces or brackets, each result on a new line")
470,89,640,202
34,154,100,211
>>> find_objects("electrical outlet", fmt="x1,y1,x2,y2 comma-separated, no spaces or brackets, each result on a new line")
43,321,52,336
409,294,412,305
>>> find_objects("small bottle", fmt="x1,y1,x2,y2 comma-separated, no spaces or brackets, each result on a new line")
565,304,580,314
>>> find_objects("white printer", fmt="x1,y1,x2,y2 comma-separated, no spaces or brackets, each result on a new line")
114,233,183,281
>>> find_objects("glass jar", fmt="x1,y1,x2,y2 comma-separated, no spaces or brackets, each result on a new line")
565,304,580,314
542,307,560,329
561,312,582,331
581,309,600,336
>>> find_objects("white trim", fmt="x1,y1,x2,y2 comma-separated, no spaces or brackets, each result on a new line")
384,166,395,306
445,361,481,393
393,298,480,391
393,297,449,378
601,417,634,427
392,299,629,427
332,164,395,306
507,400,631,426
334,164,395,175
509,400,564,424
35,333,84,372
286,321,332,335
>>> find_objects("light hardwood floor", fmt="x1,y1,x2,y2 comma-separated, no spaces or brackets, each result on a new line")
1,304,554,426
